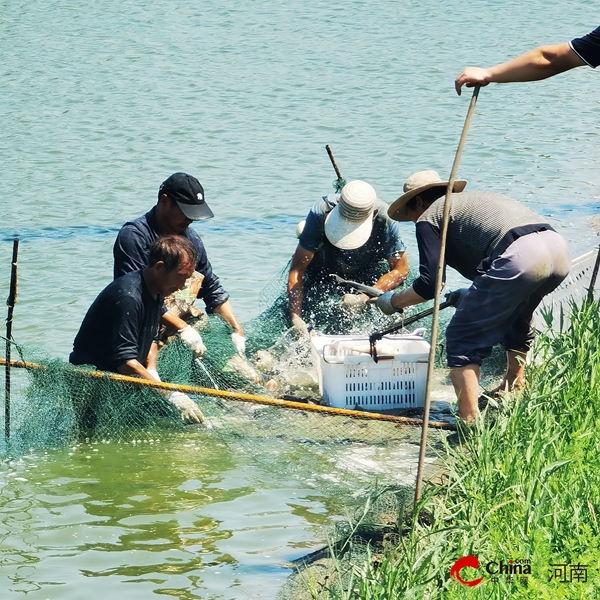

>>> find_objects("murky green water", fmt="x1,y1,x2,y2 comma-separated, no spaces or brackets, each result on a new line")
1,0,599,596
0,436,324,598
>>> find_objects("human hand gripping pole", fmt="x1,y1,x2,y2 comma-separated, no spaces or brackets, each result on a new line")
373,291,403,316
445,288,469,308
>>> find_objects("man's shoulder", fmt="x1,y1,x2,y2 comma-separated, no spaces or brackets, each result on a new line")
118,210,155,239
373,198,395,225
307,195,337,219
106,270,144,297
456,190,523,209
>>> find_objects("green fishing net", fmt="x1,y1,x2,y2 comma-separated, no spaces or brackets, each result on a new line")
0,263,460,465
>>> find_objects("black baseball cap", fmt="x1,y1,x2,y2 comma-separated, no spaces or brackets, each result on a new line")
158,172,214,220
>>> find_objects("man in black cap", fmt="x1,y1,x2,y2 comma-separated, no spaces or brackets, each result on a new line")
113,172,245,356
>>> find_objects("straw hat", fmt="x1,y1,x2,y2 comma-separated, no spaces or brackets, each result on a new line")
388,170,467,222
324,180,377,250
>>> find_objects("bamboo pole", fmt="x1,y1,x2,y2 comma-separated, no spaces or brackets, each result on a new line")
5,238,19,441
0,357,456,430
325,145,344,181
414,86,481,503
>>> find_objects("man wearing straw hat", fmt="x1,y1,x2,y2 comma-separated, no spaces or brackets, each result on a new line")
288,179,409,334
71,235,204,424
372,170,571,422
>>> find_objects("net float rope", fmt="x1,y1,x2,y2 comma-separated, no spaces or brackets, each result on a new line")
0,357,456,430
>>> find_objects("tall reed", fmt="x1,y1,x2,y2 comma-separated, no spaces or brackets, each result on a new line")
314,300,600,599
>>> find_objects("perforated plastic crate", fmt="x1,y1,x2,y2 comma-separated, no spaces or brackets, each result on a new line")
310,334,430,411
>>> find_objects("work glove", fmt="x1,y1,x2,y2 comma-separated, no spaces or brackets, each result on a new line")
231,332,246,356
373,291,403,316
178,324,207,357
147,369,161,382
290,315,310,337
445,288,470,308
168,391,204,424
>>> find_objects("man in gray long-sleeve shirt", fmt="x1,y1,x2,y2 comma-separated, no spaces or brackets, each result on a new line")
373,170,571,422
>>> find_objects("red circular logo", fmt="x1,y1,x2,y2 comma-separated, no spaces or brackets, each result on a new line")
450,555,484,587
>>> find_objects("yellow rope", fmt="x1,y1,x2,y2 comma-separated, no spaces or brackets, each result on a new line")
0,358,456,430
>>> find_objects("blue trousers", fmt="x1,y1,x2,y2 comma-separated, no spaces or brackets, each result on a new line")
446,230,571,368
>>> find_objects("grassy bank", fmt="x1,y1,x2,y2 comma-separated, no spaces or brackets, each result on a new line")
307,301,600,599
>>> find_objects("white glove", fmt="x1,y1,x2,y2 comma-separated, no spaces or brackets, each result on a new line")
341,293,369,307
291,316,309,337
374,291,403,316
231,332,246,355
147,369,161,382
178,325,207,357
168,391,204,424
445,288,470,308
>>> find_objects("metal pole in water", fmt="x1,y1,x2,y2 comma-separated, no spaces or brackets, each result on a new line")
587,245,600,303
414,87,480,503
5,238,19,441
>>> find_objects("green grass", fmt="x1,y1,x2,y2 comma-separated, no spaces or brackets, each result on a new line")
311,300,600,599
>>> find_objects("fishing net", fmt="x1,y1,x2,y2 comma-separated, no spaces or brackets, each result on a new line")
0,264,457,457
0,264,505,600
0,257,472,459
279,484,415,600
332,177,346,194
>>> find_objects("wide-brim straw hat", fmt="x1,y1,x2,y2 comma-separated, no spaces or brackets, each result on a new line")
388,170,467,222
324,180,377,250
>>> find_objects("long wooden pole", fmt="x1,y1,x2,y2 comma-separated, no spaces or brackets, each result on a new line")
414,86,480,503
0,357,456,430
325,145,344,180
5,238,19,441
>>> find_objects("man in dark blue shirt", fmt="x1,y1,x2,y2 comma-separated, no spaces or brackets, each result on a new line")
72,235,204,423
113,172,246,356
455,27,599,92
287,179,408,334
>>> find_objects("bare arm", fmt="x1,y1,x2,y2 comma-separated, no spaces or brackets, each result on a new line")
390,286,427,311
161,311,188,332
117,357,157,381
374,253,409,292
146,342,158,372
117,351,170,397
287,244,314,319
455,43,585,94
212,300,243,336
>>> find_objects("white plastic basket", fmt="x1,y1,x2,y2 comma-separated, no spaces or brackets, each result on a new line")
534,248,600,333
310,334,430,411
